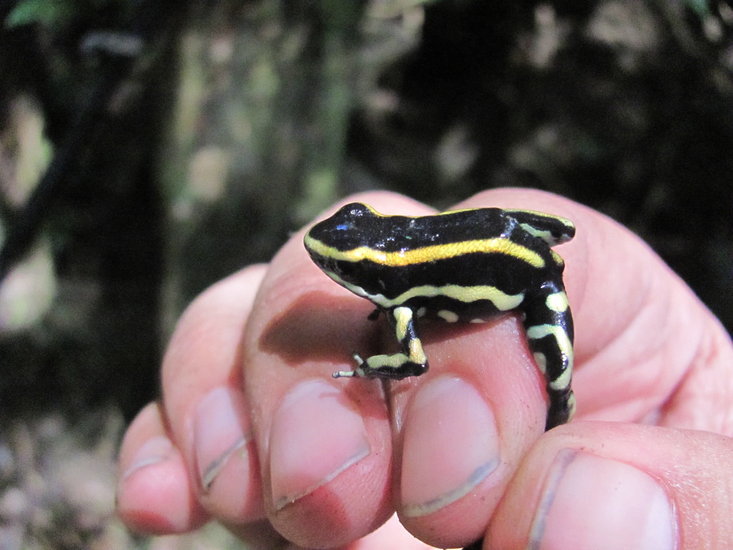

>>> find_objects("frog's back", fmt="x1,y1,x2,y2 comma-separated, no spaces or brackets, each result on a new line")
304,202,573,313
369,207,512,251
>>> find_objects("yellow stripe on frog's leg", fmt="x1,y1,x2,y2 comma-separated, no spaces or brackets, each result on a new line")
392,307,428,366
523,284,575,430
333,306,429,380
503,209,576,246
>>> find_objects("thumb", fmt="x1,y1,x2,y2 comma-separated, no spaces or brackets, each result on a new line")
487,421,733,549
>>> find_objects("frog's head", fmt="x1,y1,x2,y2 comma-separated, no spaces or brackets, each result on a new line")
304,202,381,285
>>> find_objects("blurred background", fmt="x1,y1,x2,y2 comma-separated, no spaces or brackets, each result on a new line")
0,0,731,547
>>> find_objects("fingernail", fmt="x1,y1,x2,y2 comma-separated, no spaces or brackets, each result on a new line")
269,379,370,510
530,450,677,550
401,376,500,517
120,436,173,481
194,386,252,491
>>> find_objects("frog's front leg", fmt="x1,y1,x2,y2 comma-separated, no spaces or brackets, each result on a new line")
333,306,429,379
523,281,576,430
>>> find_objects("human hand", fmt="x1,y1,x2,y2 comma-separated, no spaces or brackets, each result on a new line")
116,188,733,549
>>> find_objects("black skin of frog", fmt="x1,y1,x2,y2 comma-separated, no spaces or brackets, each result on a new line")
304,202,576,430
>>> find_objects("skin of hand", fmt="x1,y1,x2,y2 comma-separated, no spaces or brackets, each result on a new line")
117,188,733,550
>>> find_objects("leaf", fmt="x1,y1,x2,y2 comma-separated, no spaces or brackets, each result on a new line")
684,0,711,17
5,0,75,29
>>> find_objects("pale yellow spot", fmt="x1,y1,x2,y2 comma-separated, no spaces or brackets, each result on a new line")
520,223,554,244
549,366,573,391
393,306,413,341
567,393,577,419
408,338,427,364
545,291,569,313
533,352,547,374
527,324,574,373
366,353,410,369
470,318,486,324
437,310,459,323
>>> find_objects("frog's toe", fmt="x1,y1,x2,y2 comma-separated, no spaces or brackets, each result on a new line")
332,354,368,378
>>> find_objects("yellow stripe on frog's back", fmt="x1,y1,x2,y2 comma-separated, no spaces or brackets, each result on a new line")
304,235,545,268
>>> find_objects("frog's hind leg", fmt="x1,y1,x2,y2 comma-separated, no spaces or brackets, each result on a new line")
333,306,429,380
523,282,576,430
504,209,575,246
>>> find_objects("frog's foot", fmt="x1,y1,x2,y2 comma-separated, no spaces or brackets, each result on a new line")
332,353,369,378
332,352,428,380
545,388,576,430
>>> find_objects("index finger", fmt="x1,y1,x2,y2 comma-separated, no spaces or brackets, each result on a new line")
242,191,432,548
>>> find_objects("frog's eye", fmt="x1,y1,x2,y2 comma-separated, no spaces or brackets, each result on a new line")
340,202,378,218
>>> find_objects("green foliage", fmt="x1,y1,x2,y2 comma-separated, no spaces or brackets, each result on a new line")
5,0,75,28
4,0,124,29
684,0,711,17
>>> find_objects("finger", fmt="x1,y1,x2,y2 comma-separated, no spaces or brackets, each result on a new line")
384,186,726,547
390,321,548,547
487,420,733,549
345,514,447,550
159,265,268,524
457,188,733,433
562,197,726,429
118,399,288,548
388,190,584,546
117,402,207,533
514,189,728,430
285,514,443,550
242,191,432,548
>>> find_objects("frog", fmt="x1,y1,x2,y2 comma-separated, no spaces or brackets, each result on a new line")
304,202,576,430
